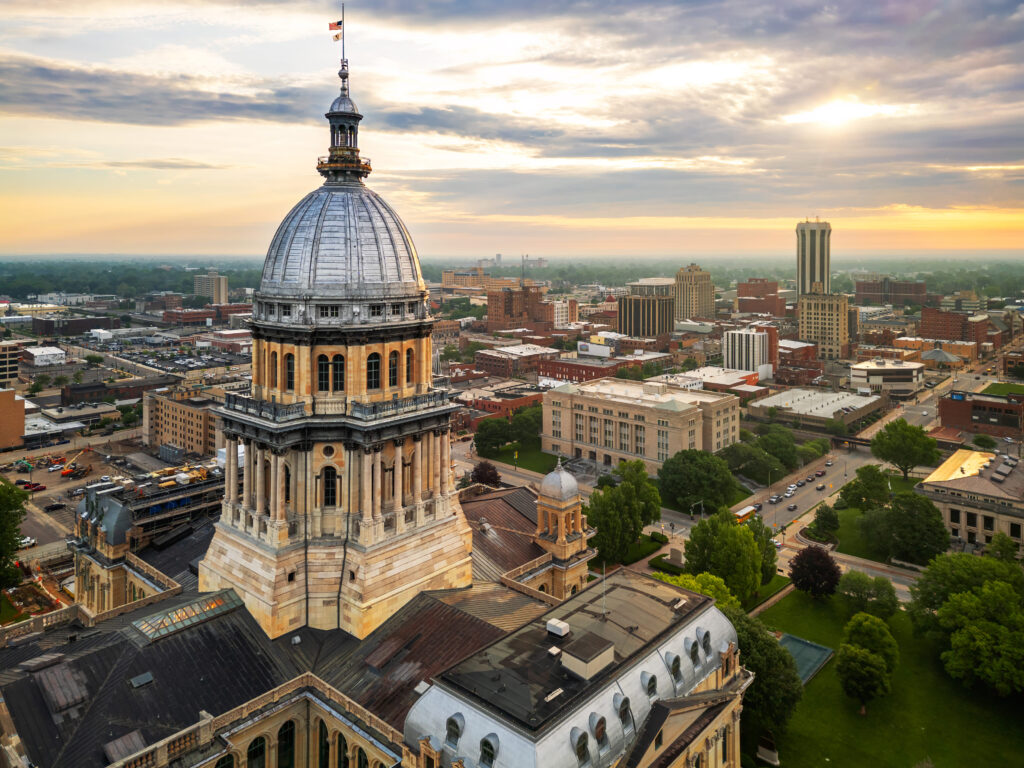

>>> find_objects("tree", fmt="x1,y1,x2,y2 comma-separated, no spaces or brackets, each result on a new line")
756,429,799,470
470,461,501,487
27,381,43,395
72,370,83,384
683,511,761,604
720,607,803,738
837,572,898,619
584,461,660,565
0,481,28,588
53,374,69,387
789,546,841,598
745,515,778,586
651,572,741,611
839,465,890,510
34,374,51,389
825,418,848,436
657,450,734,515
810,503,839,539
936,580,1024,696
885,493,949,565
836,644,891,714
85,353,103,366
985,532,1020,563
440,344,461,362
908,553,1024,638
871,418,940,479
843,612,899,674
1009,363,1024,380
473,419,510,457
972,433,997,450
510,405,542,449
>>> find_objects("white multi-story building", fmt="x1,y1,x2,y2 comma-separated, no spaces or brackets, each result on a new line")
22,346,66,367
850,358,925,397
722,328,773,379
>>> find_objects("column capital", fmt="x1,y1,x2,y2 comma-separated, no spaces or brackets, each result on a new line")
412,433,422,442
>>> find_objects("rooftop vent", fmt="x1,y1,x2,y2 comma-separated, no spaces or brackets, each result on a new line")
129,672,154,689
546,618,571,637
544,687,564,703
548,646,562,658
561,632,615,680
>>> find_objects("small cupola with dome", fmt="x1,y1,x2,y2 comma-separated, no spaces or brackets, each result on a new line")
533,459,595,586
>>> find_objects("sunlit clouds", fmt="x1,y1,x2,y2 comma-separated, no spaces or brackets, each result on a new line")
1,0,1023,257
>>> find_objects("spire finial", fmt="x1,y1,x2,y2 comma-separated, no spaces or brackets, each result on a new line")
318,5,370,184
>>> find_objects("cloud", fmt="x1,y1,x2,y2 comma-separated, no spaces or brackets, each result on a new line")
100,158,229,170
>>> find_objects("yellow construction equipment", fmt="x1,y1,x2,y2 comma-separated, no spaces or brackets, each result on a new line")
61,447,92,476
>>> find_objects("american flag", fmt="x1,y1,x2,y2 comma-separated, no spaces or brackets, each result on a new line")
328,20,343,30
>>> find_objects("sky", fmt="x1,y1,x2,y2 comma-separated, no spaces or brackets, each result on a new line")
1,0,1023,260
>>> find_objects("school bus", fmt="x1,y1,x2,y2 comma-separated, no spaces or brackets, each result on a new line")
733,505,757,525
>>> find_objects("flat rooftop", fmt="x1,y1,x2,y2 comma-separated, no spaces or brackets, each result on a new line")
438,569,712,733
921,448,1024,501
558,378,732,408
851,359,924,371
479,344,557,357
753,389,881,418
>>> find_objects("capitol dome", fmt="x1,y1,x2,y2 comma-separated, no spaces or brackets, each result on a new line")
539,459,579,503
255,58,426,315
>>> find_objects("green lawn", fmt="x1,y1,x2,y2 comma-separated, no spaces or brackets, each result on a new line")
983,382,1024,396
489,444,558,474
0,595,24,625
833,471,921,562
743,573,790,611
591,534,663,570
653,478,751,514
758,591,1024,768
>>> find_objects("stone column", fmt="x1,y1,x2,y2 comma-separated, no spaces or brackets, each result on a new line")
393,439,404,511
361,448,373,526
440,430,450,495
412,434,424,524
269,452,280,521
373,447,382,520
277,453,287,522
242,439,252,510
255,446,266,518
225,437,237,504
431,431,441,499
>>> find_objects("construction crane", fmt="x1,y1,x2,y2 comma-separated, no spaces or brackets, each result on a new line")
61,447,92,476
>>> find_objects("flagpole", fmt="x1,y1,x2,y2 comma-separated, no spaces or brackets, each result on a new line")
342,3,346,62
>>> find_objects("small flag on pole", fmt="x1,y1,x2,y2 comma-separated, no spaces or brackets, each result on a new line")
329,20,343,30
332,32,343,41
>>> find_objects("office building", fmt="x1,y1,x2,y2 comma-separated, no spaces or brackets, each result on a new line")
849,358,925,397
543,377,740,471
0,389,25,450
473,343,559,377
798,291,849,359
854,277,927,307
194,269,229,304
737,278,787,316
722,325,777,378
674,262,715,320
938,390,1024,439
0,340,22,388
940,290,984,314
748,389,884,428
618,278,675,338
143,386,226,457
917,449,1024,549
796,219,831,296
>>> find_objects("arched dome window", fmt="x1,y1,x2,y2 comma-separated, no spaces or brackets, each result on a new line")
367,353,381,390
318,355,330,392
332,355,345,391
246,736,265,768
356,749,368,768
278,720,295,768
337,733,349,768
215,756,234,768
270,352,278,388
479,734,499,767
285,353,295,391
445,714,464,749
323,466,337,507
389,351,399,387
318,720,330,768
405,348,413,384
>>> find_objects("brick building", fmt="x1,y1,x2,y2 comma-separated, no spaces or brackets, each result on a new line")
62,374,180,405
854,277,928,307
163,308,216,326
920,307,1001,348
32,314,117,336
536,356,645,385
143,386,225,457
209,303,253,322
938,391,1024,439
736,278,787,316
473,344,559,377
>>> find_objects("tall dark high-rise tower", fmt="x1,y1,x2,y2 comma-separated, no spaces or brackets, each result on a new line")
796,219,831,296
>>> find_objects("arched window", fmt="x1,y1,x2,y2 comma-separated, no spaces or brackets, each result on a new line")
284,464,291,504
479,737,497,768
318,720,330,768
332,355,345,392
338,734,349,768
670,654,682,682
357,748,369,768
270,352,278,388
689,639,700,666
278,721,295,768
367,353,381,390
701,629,712,656
721,727,729,761
318,355,330,392
246,736,265,768
618,696,633,731
445,716,462,749
215,756,234,768
574,731,589,766
405,348,414,384
593,716,607,749
646,674,658,698
323,466,337,507
389,350,399,387
285,353,295,391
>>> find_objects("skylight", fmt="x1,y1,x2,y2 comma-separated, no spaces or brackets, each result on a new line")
132,590,242,640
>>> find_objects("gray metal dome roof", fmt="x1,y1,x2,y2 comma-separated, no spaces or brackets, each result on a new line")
329,93,358,113
258,184,425,301
539,460,578,503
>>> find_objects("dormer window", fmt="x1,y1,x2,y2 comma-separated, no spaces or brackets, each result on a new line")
616,694,633,733
571,729,590,767
670,653,682,682
479,735,499,768
445,714,464,749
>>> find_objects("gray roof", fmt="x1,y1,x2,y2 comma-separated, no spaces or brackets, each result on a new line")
258,184,425,302
539,460,579,503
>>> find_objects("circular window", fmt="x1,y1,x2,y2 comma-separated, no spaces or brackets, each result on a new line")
322,445,335,458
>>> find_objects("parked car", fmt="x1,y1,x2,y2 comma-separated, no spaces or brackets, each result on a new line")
71,487,85,496
14,479,26,486
816,483,826,491
805,475,814,483
796,480,805,487
787,503,798,511
48,464,64,473
825,460,834,467
44,502,65,512
784,490,794,498
100,475,111,482
815,469,826,477
752,502,763,512
1005,437,1015,443
22,483,38,490
18,537,35,549
30,484,46,492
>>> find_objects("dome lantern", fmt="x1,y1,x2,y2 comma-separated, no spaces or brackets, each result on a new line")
317,58,372,183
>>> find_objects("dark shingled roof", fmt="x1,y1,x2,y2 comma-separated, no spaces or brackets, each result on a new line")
461,487,545,580
623,699,727,768
0,591,300,768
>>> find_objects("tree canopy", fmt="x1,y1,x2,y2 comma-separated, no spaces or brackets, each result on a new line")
0,481,28,589
721,606,803,739
651,572,740,611
584,460,660,564
843,612,900,674
745,515,778,586
839,464,891,510
473,419,511,457
657,450,734,514
789,546,841,598
683,510,761,603
470,461,501,487
838,570,898,619
836,643,891,713
871,419,940,479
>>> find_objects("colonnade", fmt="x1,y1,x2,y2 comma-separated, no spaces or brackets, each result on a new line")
223,429,452,544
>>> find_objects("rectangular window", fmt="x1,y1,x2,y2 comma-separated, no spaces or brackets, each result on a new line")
966,512,977,528
408,301,419,313
604,419,614,448
390,303,403,315
575,413,584,441
370,304,384,317
281,304,291,317
983,515,994,531
619,422,629,452
1010,523,1021,539
634,424,645,453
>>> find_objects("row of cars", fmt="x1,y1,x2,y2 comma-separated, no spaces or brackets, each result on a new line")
14,480,47,493
766,459,835,512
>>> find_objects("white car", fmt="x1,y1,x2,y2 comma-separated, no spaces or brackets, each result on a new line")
825,460,833,467
18,536,35,549
784,490,795,498
1005,437,1015,443
48,465,64,472
100,475,112,482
